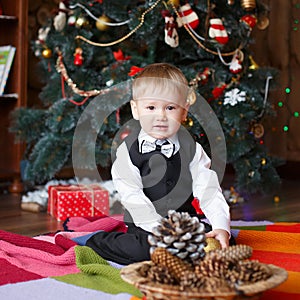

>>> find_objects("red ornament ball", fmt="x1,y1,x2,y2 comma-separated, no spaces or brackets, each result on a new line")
241,14,257,28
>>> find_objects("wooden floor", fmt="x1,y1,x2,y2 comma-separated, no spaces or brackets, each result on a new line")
0,175,299,237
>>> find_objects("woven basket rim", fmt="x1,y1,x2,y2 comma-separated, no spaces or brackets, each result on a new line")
120,260,288,297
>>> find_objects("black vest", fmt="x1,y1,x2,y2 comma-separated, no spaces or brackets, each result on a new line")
123,126,197,223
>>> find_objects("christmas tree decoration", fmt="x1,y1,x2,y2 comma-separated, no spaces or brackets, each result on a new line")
250,123,264,139
161,10,179,48
189,67,212,87
148,210,207,264
168,0,180,8
273,195,280,203
35,26,51,57
55,49,102,98
42,48,52,59
248,55,260,70
227,0,235,4
53,2,68,32
176,3,199,29
10,0,281,194
223,88,246,106
128,66,144,76
113,49,131,61
67,15,76,26
229,51,244,74
208,18,229,44
75,0,162,47
241,14,257,29
37,26,50,43
217,48,244,74
96,15,111,31
241,0,257,11
75,15,89,28
257,15,270,30
73,47,83,66
212,83,227,100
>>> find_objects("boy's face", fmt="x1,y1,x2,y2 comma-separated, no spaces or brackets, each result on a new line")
130,91,189,140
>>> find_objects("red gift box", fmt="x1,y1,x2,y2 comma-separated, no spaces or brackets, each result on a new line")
47,184,109,221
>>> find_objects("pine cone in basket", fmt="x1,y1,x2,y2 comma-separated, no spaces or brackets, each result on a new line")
180,270,232,292
151,247,192,283
148,210,206,264
195,245,253,278
225,259,272,287
139,263,177,285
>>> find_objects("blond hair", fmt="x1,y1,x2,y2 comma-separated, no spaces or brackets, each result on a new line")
132,63,189,103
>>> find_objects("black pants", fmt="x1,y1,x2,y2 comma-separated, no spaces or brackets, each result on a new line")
86,217,235,265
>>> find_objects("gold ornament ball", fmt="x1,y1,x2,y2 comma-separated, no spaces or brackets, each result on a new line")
204,237,222,253
168,0,180,7
75,16,89,28
241,0,256,11
274,196,280,203
96,15,110,31
257,15,270,30
42,48,52,59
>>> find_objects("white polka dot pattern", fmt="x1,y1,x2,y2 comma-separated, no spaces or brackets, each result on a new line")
47,185,109,221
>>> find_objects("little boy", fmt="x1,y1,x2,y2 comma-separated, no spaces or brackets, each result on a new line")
86,63,231,265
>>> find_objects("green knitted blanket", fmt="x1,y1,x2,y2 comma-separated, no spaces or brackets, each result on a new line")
53,246,143,297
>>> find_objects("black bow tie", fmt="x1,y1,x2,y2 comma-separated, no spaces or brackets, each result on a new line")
140,140,175,158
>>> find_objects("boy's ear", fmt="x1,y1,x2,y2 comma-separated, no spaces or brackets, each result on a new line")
130,100,139,120
181,102,190,121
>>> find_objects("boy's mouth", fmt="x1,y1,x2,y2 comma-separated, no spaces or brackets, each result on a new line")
153,125,168,130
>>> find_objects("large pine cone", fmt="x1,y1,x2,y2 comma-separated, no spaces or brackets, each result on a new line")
225,259,272,287
148,210,206,264
195,245,253,278
139,262,177,285
151,247,192,283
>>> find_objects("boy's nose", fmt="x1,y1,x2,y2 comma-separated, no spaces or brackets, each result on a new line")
156,108,167,120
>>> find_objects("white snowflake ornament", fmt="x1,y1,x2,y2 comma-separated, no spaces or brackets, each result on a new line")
223,88,246,106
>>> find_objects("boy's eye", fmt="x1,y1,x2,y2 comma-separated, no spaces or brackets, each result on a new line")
146,106,155,110
166,105,176,110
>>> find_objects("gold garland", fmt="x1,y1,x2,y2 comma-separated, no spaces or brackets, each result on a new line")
56,49,102,97
56,1,251,98
76,0,162,47
75,0,247,57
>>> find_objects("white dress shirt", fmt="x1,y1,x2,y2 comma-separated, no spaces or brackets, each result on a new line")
111,129,230,234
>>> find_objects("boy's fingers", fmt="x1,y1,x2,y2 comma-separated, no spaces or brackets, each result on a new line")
205,231,215,238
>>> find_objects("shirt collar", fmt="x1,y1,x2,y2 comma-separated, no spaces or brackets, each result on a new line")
138,129,180,153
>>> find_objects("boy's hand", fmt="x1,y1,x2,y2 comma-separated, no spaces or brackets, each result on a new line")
205,229,230,249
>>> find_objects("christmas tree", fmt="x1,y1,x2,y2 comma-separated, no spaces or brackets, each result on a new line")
10,0,281,193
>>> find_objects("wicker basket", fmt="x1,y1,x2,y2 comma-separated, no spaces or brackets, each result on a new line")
120,261,288,300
